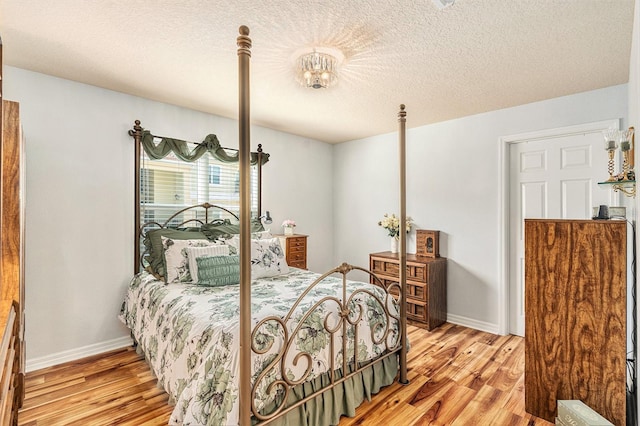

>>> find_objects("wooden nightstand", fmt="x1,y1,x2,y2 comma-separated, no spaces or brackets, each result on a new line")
369,251,447,330
275,234,308,269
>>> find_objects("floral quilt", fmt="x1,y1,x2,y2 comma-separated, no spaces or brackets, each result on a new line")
119,268,400,425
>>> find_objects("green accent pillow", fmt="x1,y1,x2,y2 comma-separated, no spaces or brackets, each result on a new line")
201,219,264,241
144,228,208,276
196,255,241,286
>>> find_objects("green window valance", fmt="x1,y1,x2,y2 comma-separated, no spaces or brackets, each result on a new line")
140,130,269,165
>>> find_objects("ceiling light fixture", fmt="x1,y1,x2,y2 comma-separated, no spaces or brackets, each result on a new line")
294,47,344,89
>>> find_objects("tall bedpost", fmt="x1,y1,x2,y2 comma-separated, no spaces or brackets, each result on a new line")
128,120,143,274
237,25,252,426
398,104,409,385
257,143,263,216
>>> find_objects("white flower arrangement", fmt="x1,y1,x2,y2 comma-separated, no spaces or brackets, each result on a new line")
281,219,296,228
378,213,413,238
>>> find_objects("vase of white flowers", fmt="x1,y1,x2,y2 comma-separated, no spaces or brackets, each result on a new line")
282,219,296,235
378,213,413,253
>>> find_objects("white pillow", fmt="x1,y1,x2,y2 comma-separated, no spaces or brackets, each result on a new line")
185,245,230,283
220,236,288,278
161,237,221,283
253,230,273,240
251,237,289,278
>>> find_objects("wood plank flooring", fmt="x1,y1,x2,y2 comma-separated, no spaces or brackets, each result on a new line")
18,323,553,425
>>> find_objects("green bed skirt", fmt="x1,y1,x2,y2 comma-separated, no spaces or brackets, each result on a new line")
255,354,399,426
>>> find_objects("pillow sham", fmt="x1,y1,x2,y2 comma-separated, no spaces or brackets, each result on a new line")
144,228,208,276
201,219,265,241
196,255,241,287
186,245,230,284
161,237,221,284
250,237,289,278
217,231,273,253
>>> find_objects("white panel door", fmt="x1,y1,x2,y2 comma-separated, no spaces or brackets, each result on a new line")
508,129,616,336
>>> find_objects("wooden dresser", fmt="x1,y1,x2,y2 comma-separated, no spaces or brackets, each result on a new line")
369,251,446,330
524,219,626,425
276,234,308,269
0,39,26,425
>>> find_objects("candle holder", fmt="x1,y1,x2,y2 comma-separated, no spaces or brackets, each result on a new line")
603,129,619,182
618,128,635,181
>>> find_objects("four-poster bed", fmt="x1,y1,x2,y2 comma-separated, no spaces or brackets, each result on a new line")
119,26,409,425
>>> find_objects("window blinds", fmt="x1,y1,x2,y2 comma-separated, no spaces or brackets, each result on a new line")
140,146,258,229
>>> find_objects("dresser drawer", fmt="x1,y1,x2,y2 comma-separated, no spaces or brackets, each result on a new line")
407,301,427,322
370,258,427,283
386,280,427,302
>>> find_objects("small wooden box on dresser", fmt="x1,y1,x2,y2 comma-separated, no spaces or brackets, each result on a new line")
276,234,308,270
369,251,447,330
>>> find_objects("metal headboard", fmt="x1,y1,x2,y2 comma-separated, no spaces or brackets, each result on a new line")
128,120,267,274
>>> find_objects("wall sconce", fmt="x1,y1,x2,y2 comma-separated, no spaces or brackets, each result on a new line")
259,211,273,225
599,127,636,197
603,128,635,181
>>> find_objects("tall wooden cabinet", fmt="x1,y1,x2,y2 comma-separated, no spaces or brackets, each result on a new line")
0,38,26,425
524,219,626,425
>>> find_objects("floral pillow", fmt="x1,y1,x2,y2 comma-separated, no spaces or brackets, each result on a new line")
185,245,230,284
161,237,222,284
217,231,273,254
250,237,289,278
216,236,288,278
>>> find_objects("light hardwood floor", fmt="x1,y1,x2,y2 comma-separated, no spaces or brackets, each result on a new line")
18,323,553,425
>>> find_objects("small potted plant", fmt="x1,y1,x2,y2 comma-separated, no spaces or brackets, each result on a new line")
282,219,296,235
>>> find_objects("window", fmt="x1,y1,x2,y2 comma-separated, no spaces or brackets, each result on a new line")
140,141,259,231
209,165,221,185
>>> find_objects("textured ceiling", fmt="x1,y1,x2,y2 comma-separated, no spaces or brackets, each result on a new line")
0,0,635,143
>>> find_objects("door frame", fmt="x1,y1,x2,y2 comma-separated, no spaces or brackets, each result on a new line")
497,119,620,335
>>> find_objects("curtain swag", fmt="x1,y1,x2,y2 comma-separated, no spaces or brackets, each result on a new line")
140,130,270,165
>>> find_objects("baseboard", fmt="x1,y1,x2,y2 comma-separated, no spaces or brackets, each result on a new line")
26,335,133,373
447,313,500,335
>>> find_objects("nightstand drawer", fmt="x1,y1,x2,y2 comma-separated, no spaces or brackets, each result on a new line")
288,251,305,261
288,238,306,248
287,245,305,254
289,260,306,269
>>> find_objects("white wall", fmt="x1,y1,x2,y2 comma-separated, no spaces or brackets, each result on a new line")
4,66,334,366
334,85,628,332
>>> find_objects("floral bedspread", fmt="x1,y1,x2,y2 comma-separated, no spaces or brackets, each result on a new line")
119,268,400,425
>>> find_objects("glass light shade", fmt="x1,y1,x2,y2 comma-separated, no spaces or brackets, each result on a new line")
602,128,619,151
294,48,343,89
619,128,635,152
